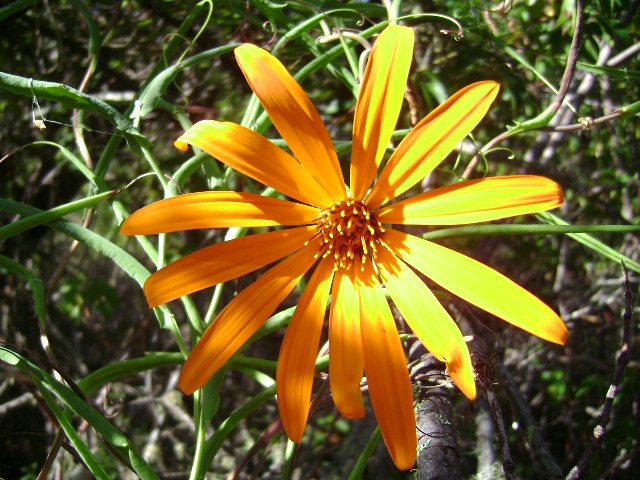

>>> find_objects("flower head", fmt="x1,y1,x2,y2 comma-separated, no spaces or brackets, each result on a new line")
121,25,567,470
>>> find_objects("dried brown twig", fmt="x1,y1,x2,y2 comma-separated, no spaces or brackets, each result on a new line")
497,361,564,478
566,263,635,480
463,0,585,179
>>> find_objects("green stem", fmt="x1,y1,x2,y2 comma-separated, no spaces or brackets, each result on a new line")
197,385,277,479
189,390,207,480
77,352,183,394
348,426,382,480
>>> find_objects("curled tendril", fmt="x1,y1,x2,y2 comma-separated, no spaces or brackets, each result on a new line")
440,29,464,41
262,20,274,33
408,12,464,41
316,29,372,51
317,28,373,82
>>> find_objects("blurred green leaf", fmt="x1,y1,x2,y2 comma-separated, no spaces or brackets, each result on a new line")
0,255,46,327
0,0,38,21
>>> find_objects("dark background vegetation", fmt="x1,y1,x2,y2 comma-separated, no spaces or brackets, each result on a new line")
1,0,638,478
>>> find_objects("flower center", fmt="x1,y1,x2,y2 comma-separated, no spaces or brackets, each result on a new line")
315,199,385,270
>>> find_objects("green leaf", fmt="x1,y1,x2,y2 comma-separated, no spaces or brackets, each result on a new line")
35,384,112,480
537,212,640,273
422,223,640,241
77,352,184,395
0,347,20,366
0,72,150,154
0,190,119,241
576,61,640,80
68,0,101,56
0,198,150,287
136,65,183,118
198,384,276,477
0,347,160,480
31,140,101,187
134,44,238,120
422,221,640,274
0,0,38,21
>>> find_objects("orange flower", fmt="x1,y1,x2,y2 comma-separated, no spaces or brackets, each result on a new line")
121,25,568,470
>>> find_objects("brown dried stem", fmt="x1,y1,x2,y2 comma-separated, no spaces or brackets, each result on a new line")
565,263,634,480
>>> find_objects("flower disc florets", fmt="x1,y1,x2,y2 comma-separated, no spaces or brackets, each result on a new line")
315,199,385,270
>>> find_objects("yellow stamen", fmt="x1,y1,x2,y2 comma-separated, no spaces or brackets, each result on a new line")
315,199,384,270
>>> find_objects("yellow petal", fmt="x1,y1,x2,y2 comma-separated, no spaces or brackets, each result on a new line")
376,247,476,399
350,25,414,200
179,237,321,394
277,257,335,443
377,175,564,225
121,192,320,235
329,266,365,418
367,81,500,209
384,229,569,344
175,121,336,208
234,44,346,201
358,264,417,470
144,226,315,307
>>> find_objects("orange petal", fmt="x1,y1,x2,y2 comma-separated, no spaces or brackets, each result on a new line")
178,237,322,394
144,226,315,307
367,81,500,209
277,257,335,443
121,192,320,235
384,229,569,344
175,121,336,208
359,263,417,470
350,25,414,200
234,44,346,201
377,175,564,225
376,247,475,399
328,266,365,418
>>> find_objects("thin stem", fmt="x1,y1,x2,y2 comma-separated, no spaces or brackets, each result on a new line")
566,264,634,480
347,426,382,479
463,0,585,178
189,390,207,480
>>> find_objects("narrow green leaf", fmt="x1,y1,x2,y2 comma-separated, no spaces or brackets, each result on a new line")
422,223,640,241
0,347,20,366
201,367,226,423
0,72,149,153
0,198,150,286
77,352,183,395
0,0,38,21
34,379,112,480
136,65,182,118
68,0,101,55
0,347,161,480
31,140,101,187
537,212,640,273
200,384,276,476
91,1,208,179
576,61,640,80
134,44,238,120
0,190,119,241
180,44,239,70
